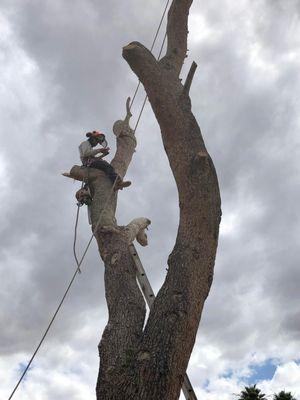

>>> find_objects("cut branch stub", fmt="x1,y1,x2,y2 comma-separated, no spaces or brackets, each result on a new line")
62,165,102,182
124,218,151,246
111,97,137,178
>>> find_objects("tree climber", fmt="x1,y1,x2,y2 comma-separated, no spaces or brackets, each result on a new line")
79,131,131,190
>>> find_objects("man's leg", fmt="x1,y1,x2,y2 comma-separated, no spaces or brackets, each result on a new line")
90,160,118,184
89,160,131,189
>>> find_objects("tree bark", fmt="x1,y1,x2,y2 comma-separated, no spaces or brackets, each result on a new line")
67,1,221,399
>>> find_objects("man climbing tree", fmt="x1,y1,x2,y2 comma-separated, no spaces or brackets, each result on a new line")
79,131,131,190
65,0,221,399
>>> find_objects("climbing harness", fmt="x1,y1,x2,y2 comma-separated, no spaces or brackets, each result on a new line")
75,185,92,206
7,0,197,398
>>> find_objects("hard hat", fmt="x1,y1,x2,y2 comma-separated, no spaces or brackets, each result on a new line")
86,131,105,138
92,130,105,137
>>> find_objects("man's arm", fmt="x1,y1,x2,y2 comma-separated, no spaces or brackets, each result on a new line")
79,142,109,158
97,148,110,158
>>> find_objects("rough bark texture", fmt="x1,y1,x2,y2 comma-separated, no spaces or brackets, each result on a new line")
67,1,221,399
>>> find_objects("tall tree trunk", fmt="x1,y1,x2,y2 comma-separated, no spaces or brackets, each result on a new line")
65,1,221,399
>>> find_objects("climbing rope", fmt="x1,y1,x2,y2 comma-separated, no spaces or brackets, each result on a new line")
7,2,170,398
73,180,84,274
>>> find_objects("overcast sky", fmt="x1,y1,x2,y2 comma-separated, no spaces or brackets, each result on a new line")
0,0,299,399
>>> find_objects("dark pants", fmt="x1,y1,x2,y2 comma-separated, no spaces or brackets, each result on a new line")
89,160,118,184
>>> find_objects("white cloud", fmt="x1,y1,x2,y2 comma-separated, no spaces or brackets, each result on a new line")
260,362,300,396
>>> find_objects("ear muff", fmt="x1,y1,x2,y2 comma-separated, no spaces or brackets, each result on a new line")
101,138,108,148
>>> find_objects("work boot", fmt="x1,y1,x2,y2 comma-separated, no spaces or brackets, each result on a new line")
114,178,131,191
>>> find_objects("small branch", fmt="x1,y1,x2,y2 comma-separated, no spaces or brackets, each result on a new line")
183,61,197,96
113,97,133,138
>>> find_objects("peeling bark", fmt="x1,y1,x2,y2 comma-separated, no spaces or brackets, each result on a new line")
66,1,221,399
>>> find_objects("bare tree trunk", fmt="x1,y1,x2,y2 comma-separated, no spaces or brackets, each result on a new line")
65,1,221,399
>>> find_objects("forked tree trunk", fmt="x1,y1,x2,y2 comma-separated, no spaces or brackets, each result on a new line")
65,1,221,399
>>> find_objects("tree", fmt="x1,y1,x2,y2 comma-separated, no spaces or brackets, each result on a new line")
238,385,267,400
274,391,297,400
65,1,221,399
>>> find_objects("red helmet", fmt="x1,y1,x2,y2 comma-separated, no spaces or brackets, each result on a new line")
92,130,105,137
86,131,104,138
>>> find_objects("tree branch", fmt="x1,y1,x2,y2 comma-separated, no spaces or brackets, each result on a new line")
161,0,193,76
183,61,197,96
62,165,102,182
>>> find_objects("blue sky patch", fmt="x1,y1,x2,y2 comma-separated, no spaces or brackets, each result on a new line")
17,362,33,382
247,359,277,384
222,370,233,379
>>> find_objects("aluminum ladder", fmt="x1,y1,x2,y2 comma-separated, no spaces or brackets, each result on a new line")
129,244,198,400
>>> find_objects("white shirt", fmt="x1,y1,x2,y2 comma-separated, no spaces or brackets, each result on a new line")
79,140,102,165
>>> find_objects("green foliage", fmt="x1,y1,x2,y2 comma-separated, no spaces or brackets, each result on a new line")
273,391,297,400
238,385,267,400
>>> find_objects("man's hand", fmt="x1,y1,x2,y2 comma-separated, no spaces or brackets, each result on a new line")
96,147,110,159
100,147,110,154
95,147,109,155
